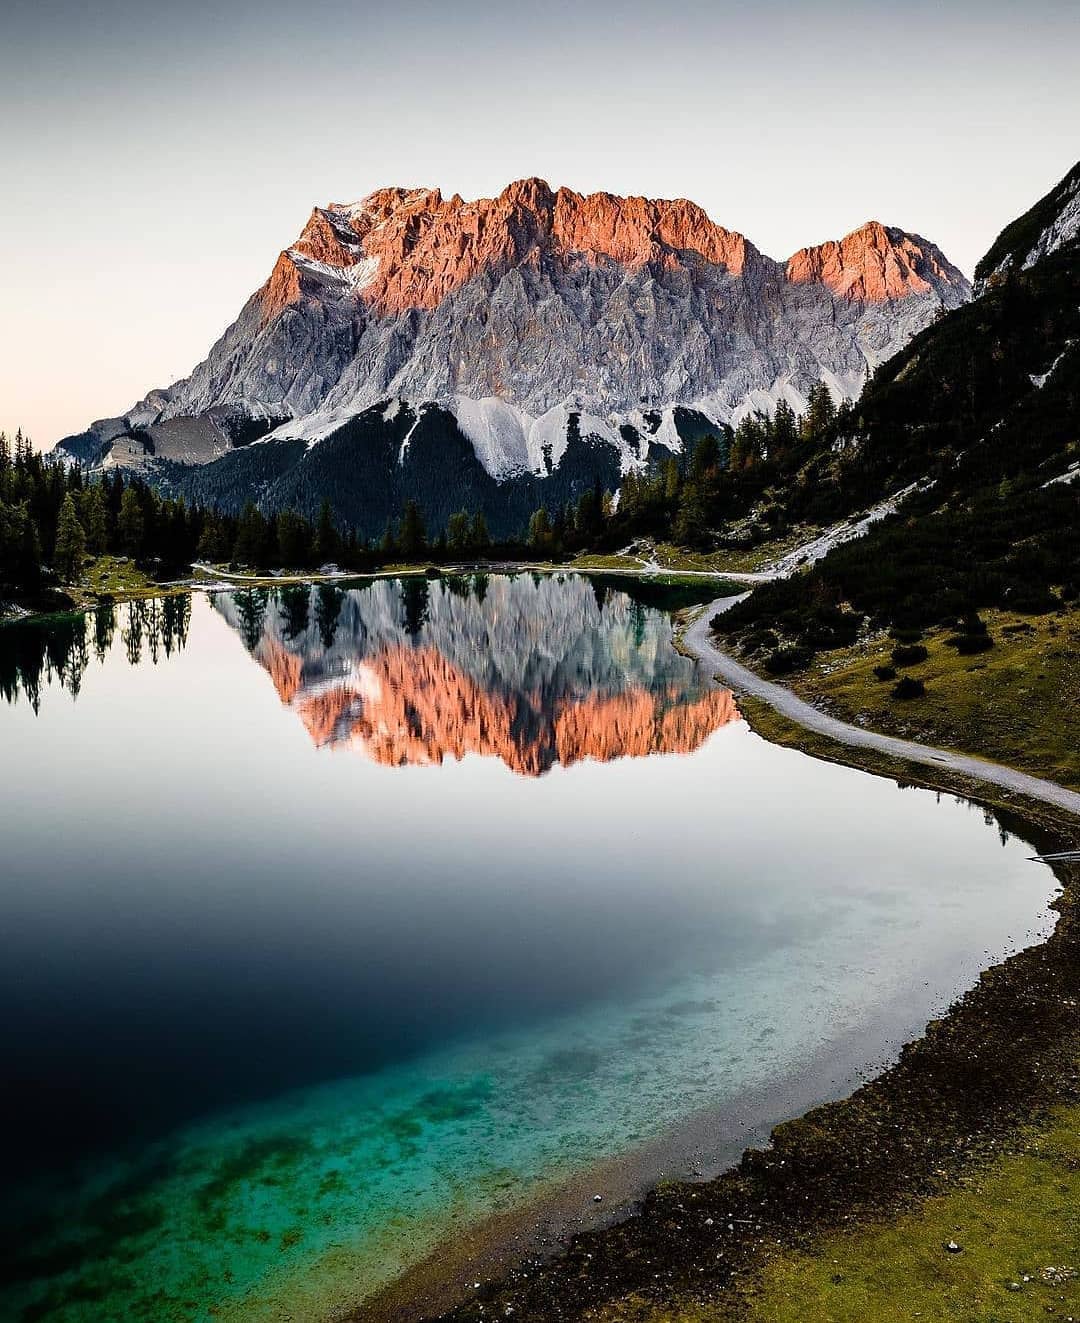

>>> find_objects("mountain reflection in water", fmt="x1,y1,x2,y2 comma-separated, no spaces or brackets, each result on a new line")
215,574,739,775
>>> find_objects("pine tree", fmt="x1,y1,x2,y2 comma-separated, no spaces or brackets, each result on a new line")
730,414,766,470
80,484,109,555
801,383,837,442
277,509,312,568
54,493,87,583
196,513,229,563
398,499,427,559
771,399,798,457
469,511,490,551
446,510,471,554
313,499,341,565
528,505,554,552
663,456,681,505
118,487,145,558
233,502,268,567
379,516,397,560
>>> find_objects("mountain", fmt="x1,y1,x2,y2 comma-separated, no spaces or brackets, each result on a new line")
215,574,738,774
716,158,1079,664
57,179,970,537
975,160,1080,291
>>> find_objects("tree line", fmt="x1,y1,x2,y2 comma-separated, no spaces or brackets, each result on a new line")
522,384,845,557
0,387,843,601
0,595,191,710
0,432,201,595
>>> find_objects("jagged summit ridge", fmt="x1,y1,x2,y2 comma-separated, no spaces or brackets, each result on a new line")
58,178,971,520
270,180,959,319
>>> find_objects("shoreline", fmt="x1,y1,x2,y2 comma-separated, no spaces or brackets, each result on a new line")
379,602,1079,1322
0,559,753,628
348,951,1047,1323
682,596,1080,822
8,568,1079,1321
410,824,1079,1323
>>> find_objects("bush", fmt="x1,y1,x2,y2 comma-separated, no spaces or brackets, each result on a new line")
891,676,926,700
1005,585,1060,614
891,628,924,644
745,628,780,652
873,664,897,681
891,643,929,667
945,632,995,654
764,645,811,675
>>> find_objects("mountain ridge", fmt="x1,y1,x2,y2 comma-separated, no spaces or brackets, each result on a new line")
56,178,971,537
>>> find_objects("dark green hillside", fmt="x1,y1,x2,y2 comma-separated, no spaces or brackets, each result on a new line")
716,160,1080,661
160,403,728,542
975,158,1080,284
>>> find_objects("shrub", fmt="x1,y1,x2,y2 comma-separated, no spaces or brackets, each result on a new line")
891,676,926,700
891,643,929,667
745,629,780,652
891,628,924,644
764,645,811,676
1005,585,1060,614
873,664,897,681
945,633,995,654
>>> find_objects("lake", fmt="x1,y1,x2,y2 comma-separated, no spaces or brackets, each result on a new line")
0,573,1058,1322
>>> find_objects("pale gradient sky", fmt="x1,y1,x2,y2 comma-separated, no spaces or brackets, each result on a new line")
2,0,1077,448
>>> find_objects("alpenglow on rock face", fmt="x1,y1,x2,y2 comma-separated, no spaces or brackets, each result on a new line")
58,179,972,535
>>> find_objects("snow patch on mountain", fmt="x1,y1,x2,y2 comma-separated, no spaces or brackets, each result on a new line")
448,398,699,481
1022,176,1080,269
1030,344,1073,389
286,249,380,293
769,481,930,575
451,397,534,479
526,404,574,473
1043,461,1080,488
397,406,426,464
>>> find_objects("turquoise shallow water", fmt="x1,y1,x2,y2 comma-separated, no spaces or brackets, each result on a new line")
0,576,1058,1321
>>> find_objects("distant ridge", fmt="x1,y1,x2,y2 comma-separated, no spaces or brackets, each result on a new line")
56,179,971,536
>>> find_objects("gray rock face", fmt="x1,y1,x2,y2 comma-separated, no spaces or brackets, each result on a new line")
60,180,972,482
975,160,1080,293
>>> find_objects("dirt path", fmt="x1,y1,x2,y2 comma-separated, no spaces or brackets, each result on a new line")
685,596,1080,822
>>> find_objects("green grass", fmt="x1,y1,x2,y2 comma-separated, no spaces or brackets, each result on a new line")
652,528,812,574
600,1096,1080,1323
792,606,1080,791
568,552,651,571
75,555,165,600
743,1104,1080,1323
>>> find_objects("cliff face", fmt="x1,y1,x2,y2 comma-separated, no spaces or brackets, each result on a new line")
273,178,756,321
219,574,740,776
975,160,1080,290
59,178,971,519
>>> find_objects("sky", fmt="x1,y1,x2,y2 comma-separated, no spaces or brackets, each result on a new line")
2,0,1078,449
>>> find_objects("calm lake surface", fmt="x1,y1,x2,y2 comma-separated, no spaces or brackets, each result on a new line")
0,574,1058,1322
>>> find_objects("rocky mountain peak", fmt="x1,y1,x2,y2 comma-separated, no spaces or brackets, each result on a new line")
263,179,768,322
58,177,974,530
786,222,966,302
